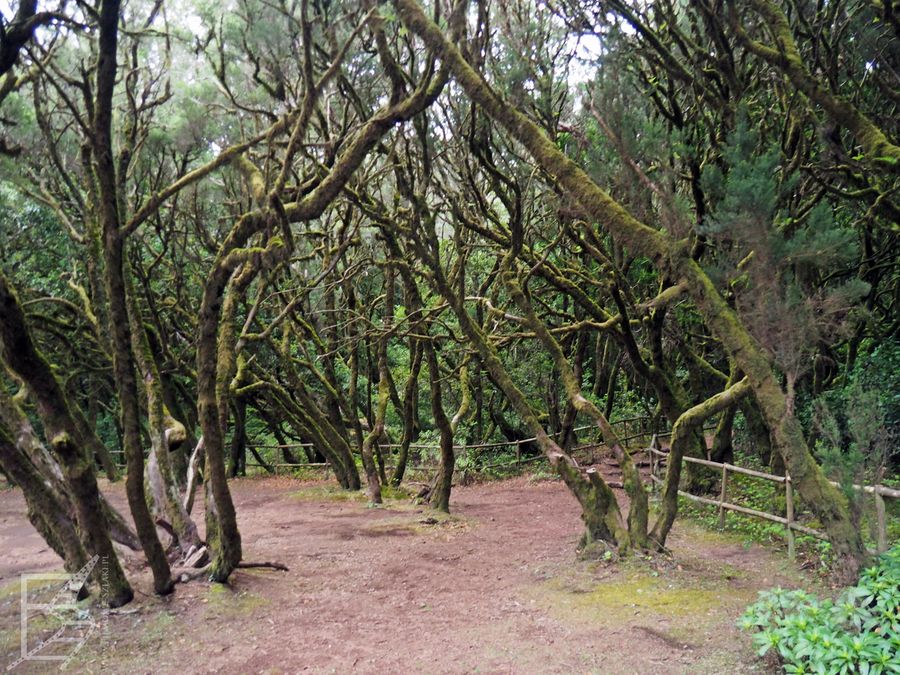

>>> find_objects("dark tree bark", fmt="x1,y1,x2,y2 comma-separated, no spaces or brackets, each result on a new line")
391,339,423,486
0,424,88,572
229,399,247,478
394,0,867,580
0,1,55,76
93,0,172,596
0,271,133,606
425,342,454,513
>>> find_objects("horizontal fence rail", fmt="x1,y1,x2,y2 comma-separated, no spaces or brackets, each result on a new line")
243,416,664,476
90,412,898,559
648,442,899,556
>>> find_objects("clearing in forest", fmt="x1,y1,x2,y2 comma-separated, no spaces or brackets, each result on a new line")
0,476,820,674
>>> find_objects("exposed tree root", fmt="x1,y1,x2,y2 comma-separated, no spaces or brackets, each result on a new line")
173,558,289,584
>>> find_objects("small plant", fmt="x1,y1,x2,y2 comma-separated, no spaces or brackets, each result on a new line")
527,465,557,483
740,545,900,674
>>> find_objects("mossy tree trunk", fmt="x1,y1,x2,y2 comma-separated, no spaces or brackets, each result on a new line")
502,263,649,548
559,330,589,452
0,424,88,573
0,385,141,551
127,267,202,553
709,366,741,465
735,0,900,174
435,362,471,511
270,353,360,490
193,18,449,578
424,342,453,513
394,0,867,579
360,264,396,505
411,240,630,548
93,0,172,596
0,270,134,606
391,338,423,486
651,378,751,546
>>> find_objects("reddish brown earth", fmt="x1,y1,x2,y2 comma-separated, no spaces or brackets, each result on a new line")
0,476,818,674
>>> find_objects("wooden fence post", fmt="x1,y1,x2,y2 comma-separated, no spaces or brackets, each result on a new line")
785,473,795,558
516,441,521,469
875,488,887,554
718,464,728,528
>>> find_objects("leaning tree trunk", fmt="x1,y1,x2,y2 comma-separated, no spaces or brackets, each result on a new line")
0,271,134,606
418,247,629,549
393,0,867,581
651,378,751,546
0,425,88,573
127,268,202,553
279,372,361,490
197,262,251,582
70,408,119,482
502,265,649,548
559,331,589,452
0,382,141,551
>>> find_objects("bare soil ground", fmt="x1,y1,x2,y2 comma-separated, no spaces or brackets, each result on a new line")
0,475,820,674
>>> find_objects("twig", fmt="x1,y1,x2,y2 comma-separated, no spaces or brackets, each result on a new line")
237,561,289,571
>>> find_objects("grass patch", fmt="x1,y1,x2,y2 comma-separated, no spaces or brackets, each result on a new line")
289,482,415,505
135,610,177,649
289,484,368,503
531,562,755,634
361,510,475,538
203,584,268,619
0,578,22,600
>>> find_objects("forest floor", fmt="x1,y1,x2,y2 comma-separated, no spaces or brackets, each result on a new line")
0,475,824,674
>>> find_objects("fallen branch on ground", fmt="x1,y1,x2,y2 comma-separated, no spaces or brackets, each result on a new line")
173,560,289,584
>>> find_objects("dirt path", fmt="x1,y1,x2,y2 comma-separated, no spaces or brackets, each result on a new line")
0,476,817,673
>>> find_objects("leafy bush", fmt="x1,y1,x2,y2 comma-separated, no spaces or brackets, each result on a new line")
740,545,900,674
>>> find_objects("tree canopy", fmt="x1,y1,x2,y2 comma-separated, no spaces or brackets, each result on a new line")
0,0,897,603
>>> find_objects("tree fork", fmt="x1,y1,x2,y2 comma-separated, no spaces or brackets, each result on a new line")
393,0,866,579
650,378,751,546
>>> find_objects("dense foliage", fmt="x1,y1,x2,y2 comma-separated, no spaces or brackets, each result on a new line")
741,545,900,674
0,0,896,603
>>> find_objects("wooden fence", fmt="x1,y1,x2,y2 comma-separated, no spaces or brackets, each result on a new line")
647,438,899,556
243,414,663,477
97,412,899,558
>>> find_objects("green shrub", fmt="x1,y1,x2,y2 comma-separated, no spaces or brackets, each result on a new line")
739,545,900,674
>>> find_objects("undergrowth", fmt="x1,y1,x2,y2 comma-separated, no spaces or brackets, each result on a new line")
672,450,900,574
740,545,900,674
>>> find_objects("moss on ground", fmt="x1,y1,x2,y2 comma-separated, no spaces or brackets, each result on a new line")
0,579,19,600
538,571,737,626
289,483,369,502
361,510,474,538
135,610,176,649
203,583,268,619
289,482,415,505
